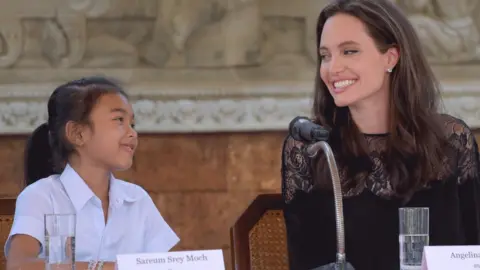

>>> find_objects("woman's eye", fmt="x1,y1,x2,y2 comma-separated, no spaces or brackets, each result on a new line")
115,117,124,122
319,54,330,61
344,49,358,55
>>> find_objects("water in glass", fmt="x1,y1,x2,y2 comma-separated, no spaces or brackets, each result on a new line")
399,207,429,270
44,214,76,270
399,234,429,270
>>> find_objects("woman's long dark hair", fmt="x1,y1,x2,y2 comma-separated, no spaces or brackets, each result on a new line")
24,76,127,186
312,0,447,199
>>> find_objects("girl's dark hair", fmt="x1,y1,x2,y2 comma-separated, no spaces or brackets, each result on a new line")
24,76,128,186
313,0,447,198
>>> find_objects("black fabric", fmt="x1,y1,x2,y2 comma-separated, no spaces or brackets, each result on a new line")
281,114,480,270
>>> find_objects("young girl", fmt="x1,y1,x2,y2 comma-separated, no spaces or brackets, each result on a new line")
5,77,179,269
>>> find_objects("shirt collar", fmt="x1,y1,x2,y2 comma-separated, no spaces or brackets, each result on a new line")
109,176,139,206
59,164,138,212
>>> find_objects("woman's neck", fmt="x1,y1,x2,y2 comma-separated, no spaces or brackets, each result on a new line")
68,157,110,201
349,95,389,135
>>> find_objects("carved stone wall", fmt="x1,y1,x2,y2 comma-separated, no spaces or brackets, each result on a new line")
398,0,480,64
0,0,264,69
0,0,479,133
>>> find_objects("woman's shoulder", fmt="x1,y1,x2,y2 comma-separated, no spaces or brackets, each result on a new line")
282,134,307,154
438,113,476,146
281,135,312,173
439,113,473,134
437,114,479,184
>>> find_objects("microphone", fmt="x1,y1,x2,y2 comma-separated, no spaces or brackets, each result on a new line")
288,116,330,143
288,117,354,270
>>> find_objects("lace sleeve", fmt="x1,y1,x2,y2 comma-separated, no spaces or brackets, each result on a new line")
281,135,314,203
445,117,479,184
446,117,480,243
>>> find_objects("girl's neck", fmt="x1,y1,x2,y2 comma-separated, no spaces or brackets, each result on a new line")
68,156,110,202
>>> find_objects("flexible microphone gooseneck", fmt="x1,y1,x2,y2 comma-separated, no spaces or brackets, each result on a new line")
288,117,354,270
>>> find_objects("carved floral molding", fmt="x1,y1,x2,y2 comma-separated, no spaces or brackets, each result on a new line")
0,80,478,134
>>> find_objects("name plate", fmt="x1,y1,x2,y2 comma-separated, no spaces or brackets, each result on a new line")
116,249,225,270
422,245,480,270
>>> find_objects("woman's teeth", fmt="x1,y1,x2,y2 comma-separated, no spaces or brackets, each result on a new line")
334,79,356,88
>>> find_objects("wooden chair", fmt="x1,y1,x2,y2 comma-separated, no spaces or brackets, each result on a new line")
230,193,289,270
0,199,15,270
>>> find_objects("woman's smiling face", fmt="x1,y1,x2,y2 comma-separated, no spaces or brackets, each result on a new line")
319,13,397,108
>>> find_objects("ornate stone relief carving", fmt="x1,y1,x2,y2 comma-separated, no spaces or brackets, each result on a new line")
400,0,480,63
0,0,263,68
3,0,480,67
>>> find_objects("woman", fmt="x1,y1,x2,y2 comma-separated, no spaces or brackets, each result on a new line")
281,0,480,269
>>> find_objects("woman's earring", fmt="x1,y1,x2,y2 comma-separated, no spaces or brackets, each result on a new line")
386,68,393,73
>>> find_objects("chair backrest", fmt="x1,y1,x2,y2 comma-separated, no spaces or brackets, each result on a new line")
0,199,15,270
230,193,289,270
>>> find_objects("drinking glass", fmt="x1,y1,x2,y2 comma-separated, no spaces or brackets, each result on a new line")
44,214,76,270
399,207,429,270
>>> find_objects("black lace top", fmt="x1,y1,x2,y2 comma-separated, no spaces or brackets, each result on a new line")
281,114,480,270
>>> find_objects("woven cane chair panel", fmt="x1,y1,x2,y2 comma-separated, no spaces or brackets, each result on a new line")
248,209,289,270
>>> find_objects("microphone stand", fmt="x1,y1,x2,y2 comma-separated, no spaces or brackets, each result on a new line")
306,141,354,270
